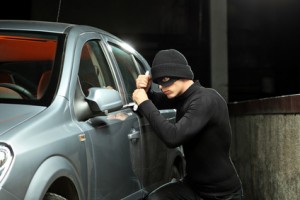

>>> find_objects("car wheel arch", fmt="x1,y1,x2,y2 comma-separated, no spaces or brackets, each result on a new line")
24,156,84,200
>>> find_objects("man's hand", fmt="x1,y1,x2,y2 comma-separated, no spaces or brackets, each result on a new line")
132,71,151,108
132,89,148,105
136,73,152,92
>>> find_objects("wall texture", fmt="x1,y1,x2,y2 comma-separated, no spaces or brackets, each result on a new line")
229,96,300,200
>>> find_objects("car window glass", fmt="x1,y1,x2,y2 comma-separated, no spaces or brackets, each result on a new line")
78,40,116,96
133,56,146,74
109,44,139,102
0,32,59,105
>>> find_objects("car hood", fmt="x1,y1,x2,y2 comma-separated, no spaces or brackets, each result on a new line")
0,104,45,136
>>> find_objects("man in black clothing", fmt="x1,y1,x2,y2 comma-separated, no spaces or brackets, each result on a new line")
132,49,243,200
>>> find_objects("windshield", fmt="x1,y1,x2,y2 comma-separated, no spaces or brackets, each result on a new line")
0,31,61,105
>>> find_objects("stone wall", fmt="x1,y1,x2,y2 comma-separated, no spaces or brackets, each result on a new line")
229,95,300,200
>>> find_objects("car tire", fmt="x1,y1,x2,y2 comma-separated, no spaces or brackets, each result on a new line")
43,193,67,200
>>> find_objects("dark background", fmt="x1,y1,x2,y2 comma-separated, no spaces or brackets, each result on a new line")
1,0,300,102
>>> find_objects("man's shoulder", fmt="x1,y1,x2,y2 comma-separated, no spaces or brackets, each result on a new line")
194,86,226,103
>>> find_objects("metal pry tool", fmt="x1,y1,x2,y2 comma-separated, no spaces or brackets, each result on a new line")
133,71,150,111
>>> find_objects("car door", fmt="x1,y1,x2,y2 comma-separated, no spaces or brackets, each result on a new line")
73,38,143,200
105,40,182,194
103,41,145,185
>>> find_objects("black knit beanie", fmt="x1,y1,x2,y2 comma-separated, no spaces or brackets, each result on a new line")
151,49,194,83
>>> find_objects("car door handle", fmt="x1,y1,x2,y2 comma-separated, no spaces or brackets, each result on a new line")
128,129,140,141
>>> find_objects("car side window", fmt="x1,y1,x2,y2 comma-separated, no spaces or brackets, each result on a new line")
78,40,116,96
109,44,139,102
132,56,146,74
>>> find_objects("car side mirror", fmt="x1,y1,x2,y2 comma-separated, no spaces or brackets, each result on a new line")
85,87,123,115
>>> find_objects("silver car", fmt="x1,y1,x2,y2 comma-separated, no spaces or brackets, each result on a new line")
0,20,185,200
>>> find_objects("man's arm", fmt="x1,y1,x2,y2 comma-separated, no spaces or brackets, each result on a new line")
138,95,214,148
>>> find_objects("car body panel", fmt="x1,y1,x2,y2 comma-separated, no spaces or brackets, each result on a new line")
0,104,45,136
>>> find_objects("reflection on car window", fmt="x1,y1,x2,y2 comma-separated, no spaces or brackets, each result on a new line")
133,56,146,75
0,32,58,103
78,40,117,96
109,43,139,102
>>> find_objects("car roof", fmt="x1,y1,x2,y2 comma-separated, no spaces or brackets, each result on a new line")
0,20,120,40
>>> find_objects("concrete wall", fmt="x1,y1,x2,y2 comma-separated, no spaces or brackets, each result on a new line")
229,96,300,200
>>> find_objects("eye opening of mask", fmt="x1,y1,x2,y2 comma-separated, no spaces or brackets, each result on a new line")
156,77,178,87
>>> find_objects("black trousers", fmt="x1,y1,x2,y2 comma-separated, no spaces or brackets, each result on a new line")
145,180,243,200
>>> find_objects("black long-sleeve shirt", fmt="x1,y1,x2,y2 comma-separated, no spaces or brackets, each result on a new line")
139,81,241,195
